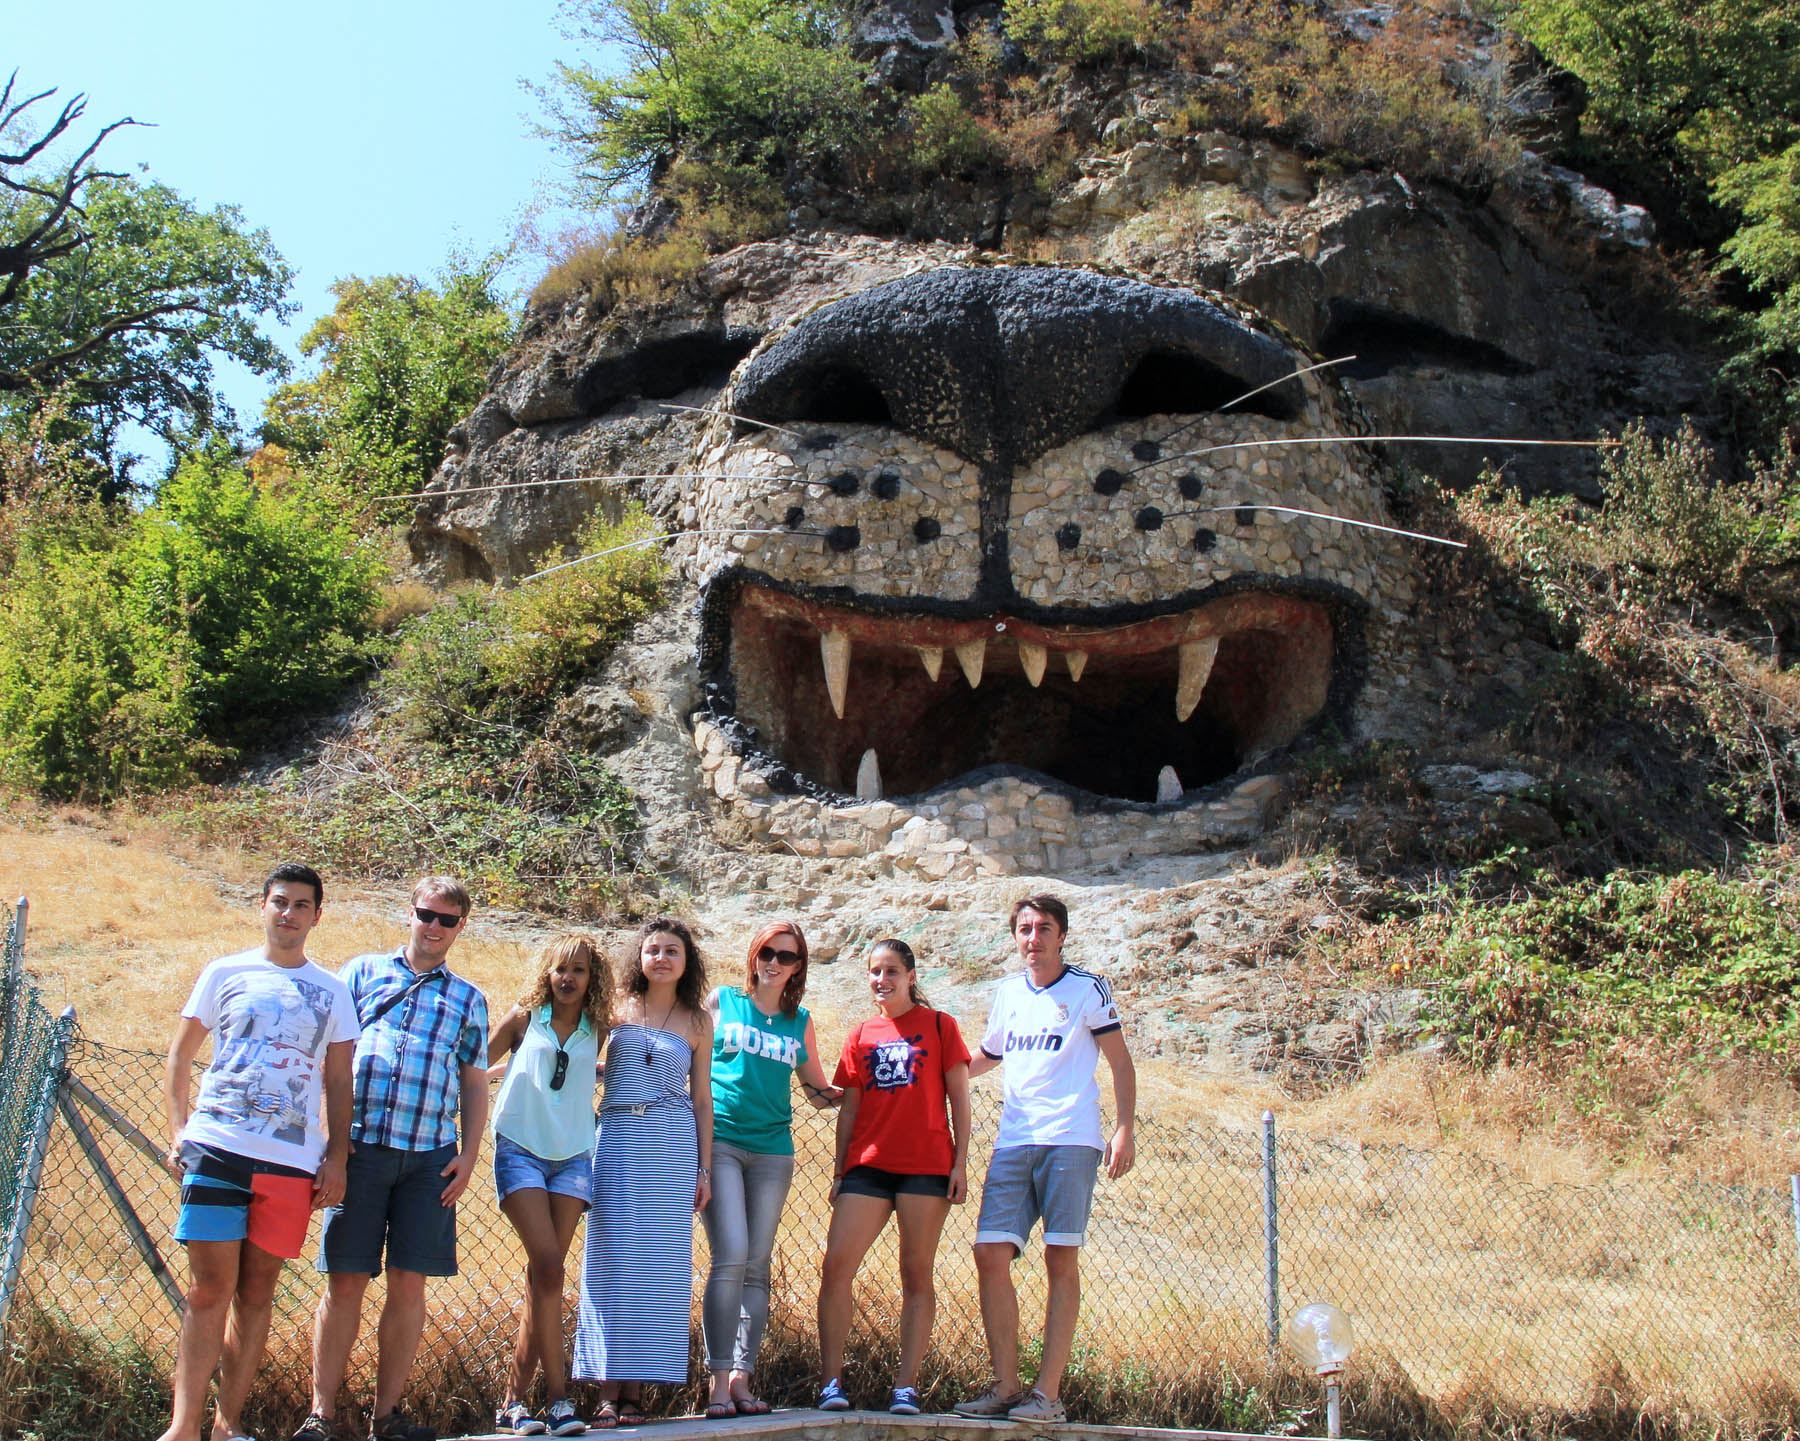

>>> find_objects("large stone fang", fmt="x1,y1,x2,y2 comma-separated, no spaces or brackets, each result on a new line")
1176,636,1220,723
1066,650,1088,683
1019,642,1047,688
917,645,944,682
955,638,987,688
856,748,882,800
821,629,851,718
1156,765,1183,803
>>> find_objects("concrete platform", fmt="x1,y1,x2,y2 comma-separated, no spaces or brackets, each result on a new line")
456,1408,1314,1441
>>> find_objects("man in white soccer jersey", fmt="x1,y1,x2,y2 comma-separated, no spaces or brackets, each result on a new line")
955,893,1137,1424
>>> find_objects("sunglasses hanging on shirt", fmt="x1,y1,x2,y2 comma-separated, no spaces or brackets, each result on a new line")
549,1045,570,1091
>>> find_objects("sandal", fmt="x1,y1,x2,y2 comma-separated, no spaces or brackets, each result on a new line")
703,1404,735,1420
591,1402,619,1431
732,1398,771,1416
615,1402,648,1426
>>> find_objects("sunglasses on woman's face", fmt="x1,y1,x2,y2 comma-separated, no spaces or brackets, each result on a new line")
550,1048,570,1091
756,945,802,966
413,905,463,928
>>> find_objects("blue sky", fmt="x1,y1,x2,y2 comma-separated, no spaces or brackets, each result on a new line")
9,0,601,450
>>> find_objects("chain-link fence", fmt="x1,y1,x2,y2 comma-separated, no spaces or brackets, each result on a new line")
3,898,1799,1439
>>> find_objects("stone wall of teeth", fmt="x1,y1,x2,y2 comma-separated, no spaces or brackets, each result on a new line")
680,416,1411,612
692,714,1291,880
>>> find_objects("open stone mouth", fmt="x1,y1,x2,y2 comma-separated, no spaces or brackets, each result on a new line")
721,582,1335,805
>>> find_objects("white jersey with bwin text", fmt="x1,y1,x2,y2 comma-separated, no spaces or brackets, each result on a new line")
979,964,1122,1151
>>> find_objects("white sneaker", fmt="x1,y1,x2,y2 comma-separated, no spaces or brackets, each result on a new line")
1008,1391,1066,1423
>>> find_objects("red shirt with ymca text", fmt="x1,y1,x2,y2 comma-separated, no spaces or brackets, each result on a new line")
834,1006,971,1175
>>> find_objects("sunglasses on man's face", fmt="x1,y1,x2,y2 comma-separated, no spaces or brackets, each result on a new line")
413,906,464,929
757,945,802,966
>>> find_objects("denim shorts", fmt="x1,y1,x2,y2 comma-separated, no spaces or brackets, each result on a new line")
494,1133,592,1203
317,1141,459,1277
975,1143,1101,1252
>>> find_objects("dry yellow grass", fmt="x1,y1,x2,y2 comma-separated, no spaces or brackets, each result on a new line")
8,805,1800,1440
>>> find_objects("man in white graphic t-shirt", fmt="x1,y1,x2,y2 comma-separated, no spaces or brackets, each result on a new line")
955,893,1136,1424
156,862,360,1441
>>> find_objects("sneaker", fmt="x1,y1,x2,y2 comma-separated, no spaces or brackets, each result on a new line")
293,1415,335,1441
546,1400,588,1437
953,1385,1026,1418
818,1379,851,1411
889,1387,922,1416
1008,1391,1066,1423
370,1412,436,1441
497,1402,549,1436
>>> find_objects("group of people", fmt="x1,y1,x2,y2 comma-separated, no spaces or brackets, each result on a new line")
154,863,1136,1441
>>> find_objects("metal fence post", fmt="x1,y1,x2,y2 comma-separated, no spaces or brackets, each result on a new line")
1,897,25,1067
1263,1108,1280,1355
0,1004,75,1334
1791,1175,1799,1272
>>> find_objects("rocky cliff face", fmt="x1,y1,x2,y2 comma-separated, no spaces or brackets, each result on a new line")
404,1,1698,885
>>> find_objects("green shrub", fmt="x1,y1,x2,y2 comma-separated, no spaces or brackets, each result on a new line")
169,506,671,917
544,0,870,195
1448,425,1799,839
1005,0,1164,67
387,505,664,737
906,85,999,178
0,450,379,800
1397,865,1800,1067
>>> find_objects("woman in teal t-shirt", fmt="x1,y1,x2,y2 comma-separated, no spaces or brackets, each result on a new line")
700,921,841,1417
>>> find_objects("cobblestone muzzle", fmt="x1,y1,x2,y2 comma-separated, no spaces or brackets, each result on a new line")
675,264,1415,878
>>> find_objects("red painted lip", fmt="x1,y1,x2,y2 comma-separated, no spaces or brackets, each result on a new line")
720,581,1337,803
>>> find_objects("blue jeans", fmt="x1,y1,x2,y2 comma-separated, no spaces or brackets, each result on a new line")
699,1141,796,1373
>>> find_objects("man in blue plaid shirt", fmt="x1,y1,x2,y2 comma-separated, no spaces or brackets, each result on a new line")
295,876,490,1441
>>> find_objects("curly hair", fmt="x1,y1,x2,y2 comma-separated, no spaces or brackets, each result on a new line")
520,933,613,1035
619,916,708,1014
742,921,809,1018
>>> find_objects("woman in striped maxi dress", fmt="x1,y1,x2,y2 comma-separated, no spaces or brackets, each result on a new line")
574,918,714,1425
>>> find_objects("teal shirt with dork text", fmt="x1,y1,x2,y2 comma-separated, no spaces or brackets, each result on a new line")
710,987,810,1155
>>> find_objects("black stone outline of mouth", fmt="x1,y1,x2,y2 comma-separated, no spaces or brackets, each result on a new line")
696,566,1368,810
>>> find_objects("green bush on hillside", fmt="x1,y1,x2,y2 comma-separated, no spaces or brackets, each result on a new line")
0,450,379,800
172,506,670,917
1399,866,1800,1066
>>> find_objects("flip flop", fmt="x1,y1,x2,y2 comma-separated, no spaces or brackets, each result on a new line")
616,1402,648,1426
591,1402,619,1430
704,1404,735,1420
733,1398,771,1416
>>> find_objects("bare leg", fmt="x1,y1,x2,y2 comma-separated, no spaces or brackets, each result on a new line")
154,1240,241,1441
311,1271,371,1419
212,1242,286,1441
972,1241,1022,1396
373,1268,428,1419
1034,1245,1082,1400
500,1189,586,1405
816,1194,894,1382
892,1193,952,1389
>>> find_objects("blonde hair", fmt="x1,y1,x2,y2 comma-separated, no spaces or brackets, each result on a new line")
521,934,613,1034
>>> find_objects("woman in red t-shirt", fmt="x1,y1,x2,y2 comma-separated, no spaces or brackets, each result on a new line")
815,938,971,1415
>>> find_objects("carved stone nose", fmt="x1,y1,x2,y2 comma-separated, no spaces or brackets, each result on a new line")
732,267,1305,471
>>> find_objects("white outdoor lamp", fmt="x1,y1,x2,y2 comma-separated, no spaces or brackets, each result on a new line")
1287,1301,1355,1438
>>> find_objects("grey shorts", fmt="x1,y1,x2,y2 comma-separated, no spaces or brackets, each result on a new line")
975,1144,1101,1252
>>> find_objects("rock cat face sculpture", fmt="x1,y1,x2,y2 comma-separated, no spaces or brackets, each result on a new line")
676,262,1418,878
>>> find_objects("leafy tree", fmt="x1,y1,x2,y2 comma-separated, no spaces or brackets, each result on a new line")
2,73,293,477
543,0,870,196
1511,0,1800,403
0,178,294,469
262,259,513,509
